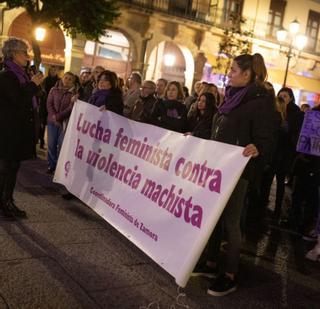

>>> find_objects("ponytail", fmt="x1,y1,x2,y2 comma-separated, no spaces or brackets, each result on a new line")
252,53,267,85
234,53,267,85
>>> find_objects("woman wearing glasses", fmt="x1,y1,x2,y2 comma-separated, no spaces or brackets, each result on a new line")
0,37,43,219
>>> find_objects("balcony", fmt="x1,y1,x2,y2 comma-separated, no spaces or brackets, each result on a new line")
120,0,216,25
121,1,256,32
120,1,320,57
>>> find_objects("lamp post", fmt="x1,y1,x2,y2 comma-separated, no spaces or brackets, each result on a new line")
276,19,308,87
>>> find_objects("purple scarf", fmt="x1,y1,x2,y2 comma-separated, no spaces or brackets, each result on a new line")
4,59,30,85
4,59,38,109
218,86,249,115
89,89,111,107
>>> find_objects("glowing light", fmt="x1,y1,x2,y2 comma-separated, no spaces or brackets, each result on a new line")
289,19,300,35
35,27,46,41
295,34,308,50
276,28,287,42
164,54,175,67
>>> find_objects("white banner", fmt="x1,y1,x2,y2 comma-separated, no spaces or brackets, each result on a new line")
54,100,250,287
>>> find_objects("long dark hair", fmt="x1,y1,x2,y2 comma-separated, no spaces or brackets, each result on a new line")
234,53,267,85
277,87,295,104
98,70,119,90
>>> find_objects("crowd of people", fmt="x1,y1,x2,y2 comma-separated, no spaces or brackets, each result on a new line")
0,37,319,297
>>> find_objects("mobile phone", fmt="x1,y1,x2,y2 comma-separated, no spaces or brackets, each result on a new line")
30,65,38,75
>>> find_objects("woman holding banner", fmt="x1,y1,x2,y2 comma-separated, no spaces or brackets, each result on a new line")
46,72,76,174
150,81,188,133
202,54,274,296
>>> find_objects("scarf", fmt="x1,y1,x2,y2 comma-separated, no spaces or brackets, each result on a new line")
164,99,182,118
218,86,249,115
89,89,111,107
4,59,30,85
4,59,39,109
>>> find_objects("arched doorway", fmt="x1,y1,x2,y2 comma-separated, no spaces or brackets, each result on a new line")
82,30,131,79
8,12,66,70
145,41,194,90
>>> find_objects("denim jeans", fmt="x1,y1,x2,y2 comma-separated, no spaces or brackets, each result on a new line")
47,122,64,170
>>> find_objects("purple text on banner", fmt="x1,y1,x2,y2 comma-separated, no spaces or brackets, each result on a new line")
296,110,320,156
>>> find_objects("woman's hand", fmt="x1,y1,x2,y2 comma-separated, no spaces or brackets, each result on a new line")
99,105,107,112
31,72,44,86
243,143,259,158
71,94,79,104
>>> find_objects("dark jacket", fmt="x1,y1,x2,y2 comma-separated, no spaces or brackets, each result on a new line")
78,79,95,102
0,69,39,160
187,92,217,139
286,101,304,151
211,84,274,184
130,94,157,123
89,88,123,116
151,99,188,133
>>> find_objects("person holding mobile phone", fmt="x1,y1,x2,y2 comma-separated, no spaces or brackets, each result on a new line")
0,37,44,219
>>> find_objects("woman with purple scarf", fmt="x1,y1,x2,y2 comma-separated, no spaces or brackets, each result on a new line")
192,54,274,296
0,38,43,219
88,70,123,116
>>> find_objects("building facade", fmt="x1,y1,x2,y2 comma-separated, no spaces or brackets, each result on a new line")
1,0,320,105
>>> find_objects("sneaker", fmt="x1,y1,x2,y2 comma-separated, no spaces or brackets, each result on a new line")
207,274,237,296
191,263,218,279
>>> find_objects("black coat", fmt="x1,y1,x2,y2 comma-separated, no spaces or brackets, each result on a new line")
130,94,157,123
105,89,124,116
0,69,39,161
150,99,188,133
211,84,274,184
187,92,217,139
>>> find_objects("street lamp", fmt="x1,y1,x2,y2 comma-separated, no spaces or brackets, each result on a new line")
35,27,46,41
276,19,308,87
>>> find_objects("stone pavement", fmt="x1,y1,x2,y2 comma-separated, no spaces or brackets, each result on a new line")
0,157,319,309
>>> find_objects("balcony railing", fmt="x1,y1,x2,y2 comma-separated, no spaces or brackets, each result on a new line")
121,0,219,25
120,0,320,57
121,1,265,33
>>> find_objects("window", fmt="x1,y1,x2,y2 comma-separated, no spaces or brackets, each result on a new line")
224,0,243,20
84,30,130,61
306,10,320,51
168,0,192,15
267,0,286,38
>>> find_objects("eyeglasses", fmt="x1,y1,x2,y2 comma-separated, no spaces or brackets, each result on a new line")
140,86,153,90
17,50,29,56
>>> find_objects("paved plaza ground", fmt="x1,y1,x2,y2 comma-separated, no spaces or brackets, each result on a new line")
0,156,319,308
